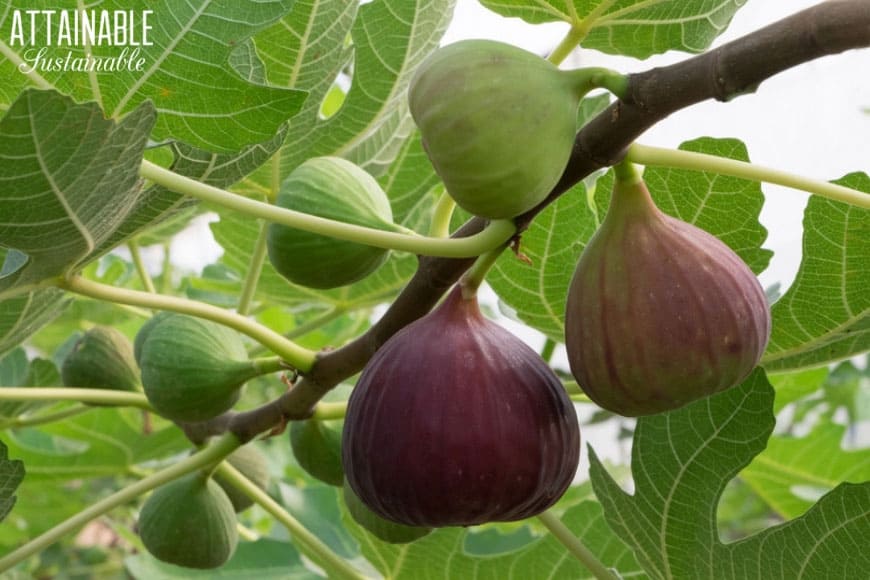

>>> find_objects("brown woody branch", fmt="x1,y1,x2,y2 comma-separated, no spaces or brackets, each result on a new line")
190,0,870,443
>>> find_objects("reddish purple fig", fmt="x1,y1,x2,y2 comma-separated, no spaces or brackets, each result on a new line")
343,286,580,528
565,172,771,416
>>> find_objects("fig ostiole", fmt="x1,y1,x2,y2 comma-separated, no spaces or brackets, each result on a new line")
267,156,402,289
409,39,605,220
342,286,580,528
564,169,771,416
343,479,432,544
212,444,270,512
137,472,238,569
290,419,345,487
137,313,284,422
61,326,141,392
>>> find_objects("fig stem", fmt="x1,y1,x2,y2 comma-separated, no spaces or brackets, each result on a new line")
139,160,517,258
0,433,242,572
215,461,368,580
537,511,620,580
428,189,456,238
459,246,506,297
57,275,318,373
237,220,270,316
0,404,92,430
127,239,156,294
548,25,586,65
627,143,870,210
310,401,347,420
251,356,287,376
0,387,153,410
613,158,642,185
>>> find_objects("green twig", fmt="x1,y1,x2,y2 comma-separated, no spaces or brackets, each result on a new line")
0,404,92,430
548,26,586,65
0,388,153,410
310,401,347,421
537,511,619,580
459,246,507,298
160,241,173,294
215,462,367,580
428,190,456,237
128,239,156,294
237,221,270,316
627,143,870,209
0,434,241,572
139,160,516,258
540,338,557,363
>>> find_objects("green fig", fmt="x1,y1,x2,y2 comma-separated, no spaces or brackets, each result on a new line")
61,326,140,392
267,157,400,289
343,479,432,544
133,311,172,365
212,445,270,512
564,172,771,416
137,314,277,422
138,473,238,569
409,39,593,219
289,419,344,486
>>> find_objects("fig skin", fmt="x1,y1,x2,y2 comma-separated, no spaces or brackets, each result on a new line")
212,445,270,512
61,326,140,392
138,473,238,569
343,286,580,528
409,39,588,219
290,419,345,487
564,175,771,416
267,157,399,289
343,479,432,544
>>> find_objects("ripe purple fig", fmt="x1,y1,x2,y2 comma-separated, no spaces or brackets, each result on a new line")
564,171,771,416
343,286,580,528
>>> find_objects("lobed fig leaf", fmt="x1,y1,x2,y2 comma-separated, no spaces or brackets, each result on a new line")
343,286,580,528
289,419,344,487
409,40,590,219
212,444,270,512
137,314,263,422
343,479,432,544
267,157,400,289
138,473,238,569
564,174,771,416
61,326,140,392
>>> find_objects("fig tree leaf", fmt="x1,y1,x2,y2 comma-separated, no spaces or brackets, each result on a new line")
477,0,747,59
489,137,769,343
0,0,306,152
0,288,70,358
0,347,60,419
590,369,870,579
0,439,24,522
740,422,870,520
762,173,870,371
768,367,828,414
342,499,641,579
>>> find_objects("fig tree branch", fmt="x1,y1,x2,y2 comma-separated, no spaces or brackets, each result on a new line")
201,0,870,442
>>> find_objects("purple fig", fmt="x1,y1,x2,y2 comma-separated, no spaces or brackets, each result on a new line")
343,286,580,528
564,173,771,416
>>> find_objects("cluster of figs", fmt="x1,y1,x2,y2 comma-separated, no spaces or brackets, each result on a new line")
60,39,771,568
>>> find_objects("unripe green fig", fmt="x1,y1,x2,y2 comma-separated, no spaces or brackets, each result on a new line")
212,445,270,512
409,39,591,219
133,311,172,366
138,473,238,569
137,314,277,422
343,479,432,544
267,157,400,289
61,326,140,392
564,172,771,416
289,419,344,486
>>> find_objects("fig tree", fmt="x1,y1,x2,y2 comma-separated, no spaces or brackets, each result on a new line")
343,286,580,528
138,473,238,569
267,157,400,289
564,172,771,416
409,39,596,219
290,419,344,486
343,479,432,544
212,444,270,512
61,326,140,392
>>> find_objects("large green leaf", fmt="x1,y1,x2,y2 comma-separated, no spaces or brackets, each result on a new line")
0,347,59,420
0,289,69,358
0,438,24,522
477,0,747,58
762,173,870,371
590,369,870,579
0,0,306,151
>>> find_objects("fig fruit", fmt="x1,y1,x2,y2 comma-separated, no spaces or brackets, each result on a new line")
138,473,238,569
343,479,432,544
343,286,580,527
212,445,270,512
290,419,344,486
133,311,172,366
409,39,590,219
61,326,140,392
267,157,400,289
564,172,771,416
137,314,273,422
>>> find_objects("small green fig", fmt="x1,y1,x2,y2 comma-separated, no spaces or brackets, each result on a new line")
137,314,272,422
564,173,771,416
409,39,592,219
343,479,432,544
138,473,238,569
267,157,400,289
212,445,270,512
133,311,172,366
61,326,140,392
290,419,344,486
